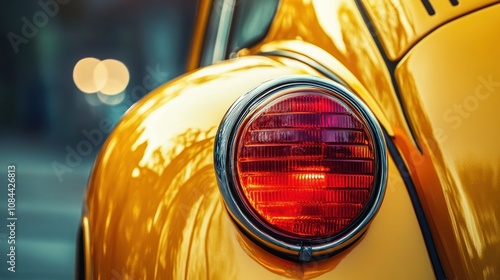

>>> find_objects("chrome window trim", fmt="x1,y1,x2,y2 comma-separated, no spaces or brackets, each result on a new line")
214,75,388,261
211,0,236,64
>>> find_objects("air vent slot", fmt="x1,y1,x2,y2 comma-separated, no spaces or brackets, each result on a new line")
421,0,460,16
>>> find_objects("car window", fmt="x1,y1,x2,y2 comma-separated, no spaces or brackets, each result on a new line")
226,0,279,58
200,0,279,66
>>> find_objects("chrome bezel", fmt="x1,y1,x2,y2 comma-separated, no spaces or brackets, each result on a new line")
214,75,387,261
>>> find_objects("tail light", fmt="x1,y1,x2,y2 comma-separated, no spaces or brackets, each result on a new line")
215,76,387,261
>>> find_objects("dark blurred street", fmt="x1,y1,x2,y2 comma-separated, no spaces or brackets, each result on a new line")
0,0,197,278
0,137,91,279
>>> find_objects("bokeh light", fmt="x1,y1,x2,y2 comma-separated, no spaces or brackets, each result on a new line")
73,57,103,93
97,91,126,105
98,59,130,95
73,57,130,96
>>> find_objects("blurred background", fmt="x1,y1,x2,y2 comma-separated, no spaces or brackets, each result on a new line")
0,0,198,278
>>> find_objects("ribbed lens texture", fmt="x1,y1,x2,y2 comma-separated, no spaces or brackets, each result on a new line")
236,92,375,237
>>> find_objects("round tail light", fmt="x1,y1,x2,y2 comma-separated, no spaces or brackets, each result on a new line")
215,76,387,261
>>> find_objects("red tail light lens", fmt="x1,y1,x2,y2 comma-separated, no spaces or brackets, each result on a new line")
215,76,386,260
236,92,374,237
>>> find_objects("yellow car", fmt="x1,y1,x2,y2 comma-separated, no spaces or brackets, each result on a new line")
76,0,500,279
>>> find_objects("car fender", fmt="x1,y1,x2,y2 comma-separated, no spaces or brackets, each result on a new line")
83,55,434,279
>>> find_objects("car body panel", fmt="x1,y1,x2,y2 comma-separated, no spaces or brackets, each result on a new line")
81,0,500,279
396,5,500,279
361,0,499,60
84,56,433,279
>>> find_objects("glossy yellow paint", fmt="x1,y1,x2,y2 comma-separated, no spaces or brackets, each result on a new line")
247,0,414,147
361,0,499,60
85,56,434,279
396,5,500,279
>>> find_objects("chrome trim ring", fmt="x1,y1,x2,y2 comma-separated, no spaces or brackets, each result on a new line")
257,49,345,86
214,75,388,261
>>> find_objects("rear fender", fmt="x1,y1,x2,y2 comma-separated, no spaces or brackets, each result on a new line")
84,55,433,279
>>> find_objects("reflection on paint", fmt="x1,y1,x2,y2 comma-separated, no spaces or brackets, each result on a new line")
395,5,500,278
361,0,498,60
